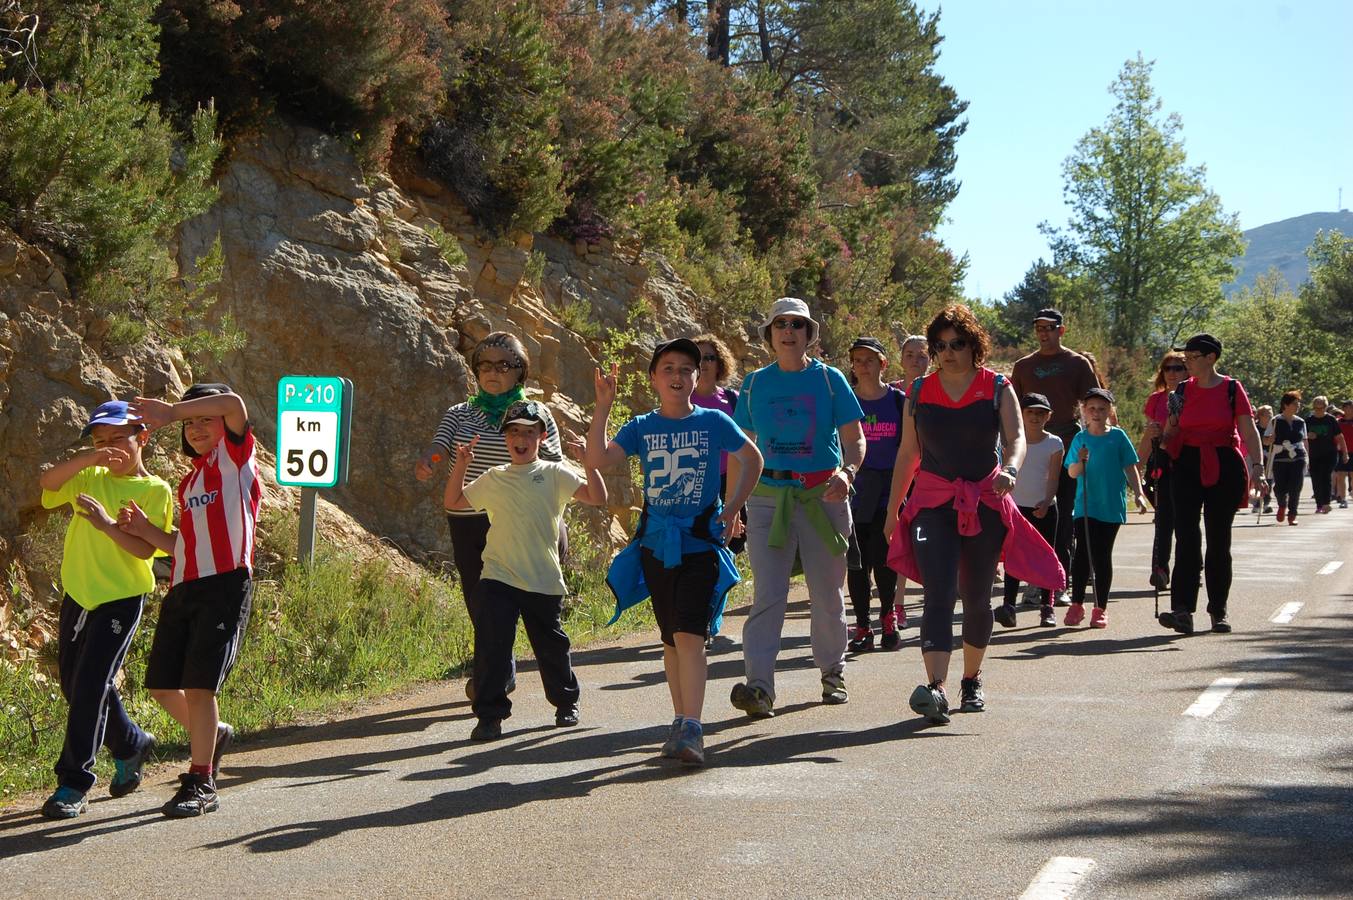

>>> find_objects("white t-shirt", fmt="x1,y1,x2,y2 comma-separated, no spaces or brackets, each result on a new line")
1012,433,1064,508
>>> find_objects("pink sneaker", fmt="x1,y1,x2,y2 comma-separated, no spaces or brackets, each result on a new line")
1089,607,1107,628
1064,603,1086,627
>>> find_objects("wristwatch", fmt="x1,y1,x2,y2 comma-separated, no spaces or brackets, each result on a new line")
840,463,857,483
1001,464,1019,478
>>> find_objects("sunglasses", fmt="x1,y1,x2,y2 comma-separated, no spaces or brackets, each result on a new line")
700,354,719,362
1163,364,1187,372
772,318,809,330
930,338,970,353
476,360,523,374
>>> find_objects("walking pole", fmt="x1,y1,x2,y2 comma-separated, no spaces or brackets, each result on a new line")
1076,445,1097,611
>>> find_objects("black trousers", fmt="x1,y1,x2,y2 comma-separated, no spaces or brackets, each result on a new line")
1003,502,1057,606
1071,518,1121,609
1170,446,1246,616
1272,461,1305,517
470,579,579,722
1150,468,1175,574
446,513,491,618
1309,454,1336,508
912,504,1006,653
55,595,151,793
847,514,898,625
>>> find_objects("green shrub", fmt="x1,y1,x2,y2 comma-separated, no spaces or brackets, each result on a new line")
426,222,468,268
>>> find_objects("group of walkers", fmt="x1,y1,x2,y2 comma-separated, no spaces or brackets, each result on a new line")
37,295,1323,824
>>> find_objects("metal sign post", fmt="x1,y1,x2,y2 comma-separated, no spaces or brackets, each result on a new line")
276,376,354,566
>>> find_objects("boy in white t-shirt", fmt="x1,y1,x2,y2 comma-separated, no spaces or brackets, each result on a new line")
444,400,607,741
997,393,1064,629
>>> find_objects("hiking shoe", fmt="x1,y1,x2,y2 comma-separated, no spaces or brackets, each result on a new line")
470,718,502,741
162,773,218,819
1039,605,1057,627
660,717,682,758
729,682,774,718
847,626,874,653
1210,615,1232,634
41,786,87,820
959,675,985,713
212,723,234,781
1090,607,1107,629
1172,611,1194,635
1021,584,1043,608
880,610,903,650
1053,589,1071,607
1064,603,1086,627
555,705,580,727
821,672,849,705
673,719,705,767
993,604,1017,628
908,682,950,725
1289,516,1299,525
1149,566,1169,591
110,734,156,798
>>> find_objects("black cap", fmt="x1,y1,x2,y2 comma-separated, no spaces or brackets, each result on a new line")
1032,308,1063,326
849,337,888,357
1082,386,1116,405
179,383,233,457
1173,333,1222,358
1020,392,1052,411
648,338,702,373
500,400,547,432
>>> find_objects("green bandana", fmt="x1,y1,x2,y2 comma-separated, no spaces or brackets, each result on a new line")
468,384,526,428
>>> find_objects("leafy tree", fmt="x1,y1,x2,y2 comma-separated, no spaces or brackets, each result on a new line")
1300,229,1353,332
993,259,1055,345
1041,55,1243,351
1208,270,1304,406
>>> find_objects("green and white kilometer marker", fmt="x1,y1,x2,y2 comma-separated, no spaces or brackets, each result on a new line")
275,376,352,488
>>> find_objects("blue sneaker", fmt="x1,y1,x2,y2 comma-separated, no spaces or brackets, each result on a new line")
41,786,88,820
673,719,705,767
110,734,155,798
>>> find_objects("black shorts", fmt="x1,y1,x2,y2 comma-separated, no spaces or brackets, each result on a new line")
1337,458,1353,473
144,568,253,692
640,548,719,646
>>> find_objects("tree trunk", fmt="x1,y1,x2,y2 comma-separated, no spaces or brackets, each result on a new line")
707,0,731,66
757,0,772,68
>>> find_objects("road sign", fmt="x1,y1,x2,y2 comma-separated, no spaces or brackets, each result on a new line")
276,376,353,489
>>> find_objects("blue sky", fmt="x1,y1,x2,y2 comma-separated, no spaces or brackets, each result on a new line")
920,0,1353,301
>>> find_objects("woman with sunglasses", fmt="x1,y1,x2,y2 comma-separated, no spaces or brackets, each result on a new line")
884,306,1062,724
416,332,565,693
691,333,746,555
728,298,865,718
1138,351,1188,591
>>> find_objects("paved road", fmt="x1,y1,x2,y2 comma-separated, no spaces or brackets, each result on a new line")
3,508,1351,898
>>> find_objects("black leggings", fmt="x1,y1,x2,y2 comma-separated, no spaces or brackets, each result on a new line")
1170,446,1246,616
1071,517,1120,609
1272,461,1304,517
1310,454,1336,508
1003,502,1057,606
848,515,898,625
1151,467,1174,573
912,503,1006,653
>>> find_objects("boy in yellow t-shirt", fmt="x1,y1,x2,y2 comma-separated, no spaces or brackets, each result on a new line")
444,401,607,741
37,401,174,819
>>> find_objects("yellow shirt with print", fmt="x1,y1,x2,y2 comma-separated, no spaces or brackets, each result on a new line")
463,459,584,596
41,467,174,610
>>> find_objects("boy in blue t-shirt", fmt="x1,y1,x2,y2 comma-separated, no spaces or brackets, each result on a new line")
1064,388,1146,629
589,339,763,766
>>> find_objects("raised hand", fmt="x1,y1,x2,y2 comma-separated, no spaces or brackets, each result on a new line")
593,363,619,408
128,396,175,431
454,435,479,469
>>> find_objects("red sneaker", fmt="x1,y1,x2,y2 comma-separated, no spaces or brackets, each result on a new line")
1089,607,1107,628
1064,603,1086,627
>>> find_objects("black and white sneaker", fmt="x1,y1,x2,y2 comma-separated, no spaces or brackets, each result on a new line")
959,675,985,713
993,605,1017,628
212,723,234,781
162,773,219,819
908,682,950,725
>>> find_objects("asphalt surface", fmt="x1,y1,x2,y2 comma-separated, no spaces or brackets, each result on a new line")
3,506,1351,898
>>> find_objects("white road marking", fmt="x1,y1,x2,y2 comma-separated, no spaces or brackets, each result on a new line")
1184,677,1243,718
1020,856,1096,900
1317,560,1343,575
1270,602,1304,624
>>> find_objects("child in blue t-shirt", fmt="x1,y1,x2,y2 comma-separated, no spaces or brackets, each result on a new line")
1065,388,1146,628
588,339,763,767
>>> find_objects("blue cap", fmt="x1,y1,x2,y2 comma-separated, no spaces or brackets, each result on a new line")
81,400,140,438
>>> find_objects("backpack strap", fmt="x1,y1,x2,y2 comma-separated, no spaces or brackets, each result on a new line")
1227,377,1237,415
908,376,925,416
993,372,1007,411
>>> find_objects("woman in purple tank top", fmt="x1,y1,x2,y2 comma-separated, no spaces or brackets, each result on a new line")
692,334,744,556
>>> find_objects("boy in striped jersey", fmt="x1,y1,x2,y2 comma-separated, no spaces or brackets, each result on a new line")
119,383,259,818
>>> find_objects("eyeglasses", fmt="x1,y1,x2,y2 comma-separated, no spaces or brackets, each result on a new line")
930,338,970,353
1183,352,1207,362
1034,323,1059,333
476,360,523,374
1163,364,1187,372
772,318,808,330
700,354,719,362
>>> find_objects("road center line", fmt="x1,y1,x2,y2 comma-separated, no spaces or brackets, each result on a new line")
1184,677,1243,718
1317,561,1343,575
1270,602,1303,624
1020,857,1096,900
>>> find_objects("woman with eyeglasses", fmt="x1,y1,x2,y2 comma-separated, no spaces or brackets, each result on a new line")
691,333,746,555
416,332,565,692
727,297,865,719
884,306,1062,724
1138,351,1188,590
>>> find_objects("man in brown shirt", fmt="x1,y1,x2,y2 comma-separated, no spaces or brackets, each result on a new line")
1011,309,1099,601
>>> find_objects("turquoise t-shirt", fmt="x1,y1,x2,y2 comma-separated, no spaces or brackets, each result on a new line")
1065,427,1139,523
733,359,863,473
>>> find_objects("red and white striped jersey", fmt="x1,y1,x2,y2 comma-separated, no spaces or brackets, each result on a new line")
172,426,261,586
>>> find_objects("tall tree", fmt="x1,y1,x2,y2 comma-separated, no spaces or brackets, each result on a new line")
1041,55,1243,351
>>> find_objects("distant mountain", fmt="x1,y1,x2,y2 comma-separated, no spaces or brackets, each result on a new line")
1225,210,1353,296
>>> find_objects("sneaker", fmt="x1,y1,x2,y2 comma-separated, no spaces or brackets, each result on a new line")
672,719,705,767
1021,584,1043,608
660,717,682,758
110,734,156,798
847,625,874,653
1210,615,1232,634
1039,605,1057,627
212,723,234,781
1172,611,1194,635
1262,502,1273,514
1289,516,1299,526
41,786,87,820
1275,505,1286,522
880,611,902,650
821,672,848,705
555,705,580,727
730,682,774,718
162,772,219,818
959,675,985,713
908,682,950,725
1064,603,1086,627
1340,499,1349,509
1149,566,1169,591
470,718,502,741
1053,589,1071,607
993,604,1017,628
1090,607,1107,629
